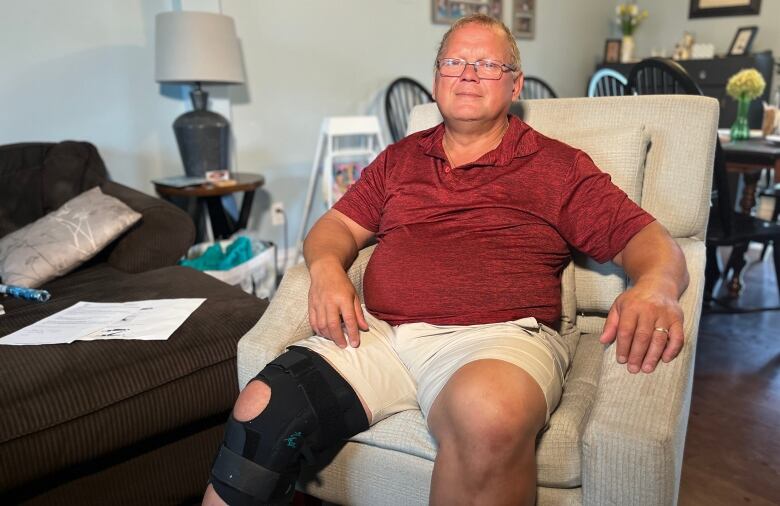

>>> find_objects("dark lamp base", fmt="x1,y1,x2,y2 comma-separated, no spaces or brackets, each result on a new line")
172,87,230,177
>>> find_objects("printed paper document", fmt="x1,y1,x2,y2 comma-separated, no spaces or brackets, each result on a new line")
0,299,206,346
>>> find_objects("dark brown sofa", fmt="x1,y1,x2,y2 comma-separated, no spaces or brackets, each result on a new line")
0,142,267,505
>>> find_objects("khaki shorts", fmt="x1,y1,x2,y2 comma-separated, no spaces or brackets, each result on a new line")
293,307,570,425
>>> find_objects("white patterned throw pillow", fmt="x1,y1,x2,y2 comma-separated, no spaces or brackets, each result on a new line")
0,186,141,288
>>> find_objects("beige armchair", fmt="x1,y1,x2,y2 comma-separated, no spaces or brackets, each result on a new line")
237,96,718,505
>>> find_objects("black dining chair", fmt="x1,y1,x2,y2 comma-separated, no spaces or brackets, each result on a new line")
629,57,780,305
520,76,557,100
385,77,434,143
627,57,700,95
587,68,630,97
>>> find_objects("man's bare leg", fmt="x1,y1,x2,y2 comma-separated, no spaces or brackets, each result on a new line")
203,377,372,505
426,359,547,506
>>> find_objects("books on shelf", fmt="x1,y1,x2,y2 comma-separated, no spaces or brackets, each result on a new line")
331,161,366,202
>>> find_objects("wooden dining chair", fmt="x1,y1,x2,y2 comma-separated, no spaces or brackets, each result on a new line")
587,68,629,97
520,76,557,100
384,77,434,143
629,57,780,304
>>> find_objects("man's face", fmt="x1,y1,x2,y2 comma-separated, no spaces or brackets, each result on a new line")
433,24,523,125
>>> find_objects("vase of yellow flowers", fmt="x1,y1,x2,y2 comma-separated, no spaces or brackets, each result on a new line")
726,68,766,141
616,3,648,63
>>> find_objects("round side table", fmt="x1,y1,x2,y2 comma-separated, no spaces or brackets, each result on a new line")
154,173,265,242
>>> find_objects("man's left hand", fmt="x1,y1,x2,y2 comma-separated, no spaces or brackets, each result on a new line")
598,282,685,374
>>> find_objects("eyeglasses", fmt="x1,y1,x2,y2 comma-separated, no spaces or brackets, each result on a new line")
437,58,517,80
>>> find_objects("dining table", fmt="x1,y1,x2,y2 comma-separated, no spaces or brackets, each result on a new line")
720,131,780,214
718,131,780,298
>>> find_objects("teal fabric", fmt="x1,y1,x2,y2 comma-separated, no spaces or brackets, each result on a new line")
180,236,254,271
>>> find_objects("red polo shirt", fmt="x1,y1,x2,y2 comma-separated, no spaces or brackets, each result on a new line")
333,115,654,326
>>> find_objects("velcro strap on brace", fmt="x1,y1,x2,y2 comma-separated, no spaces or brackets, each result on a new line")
288,346,369,442
210,445,289,499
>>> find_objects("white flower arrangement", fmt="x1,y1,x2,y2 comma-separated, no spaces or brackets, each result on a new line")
616,3,648,36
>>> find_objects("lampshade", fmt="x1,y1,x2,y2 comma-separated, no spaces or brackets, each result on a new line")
155,11,244,84
155,11,245,179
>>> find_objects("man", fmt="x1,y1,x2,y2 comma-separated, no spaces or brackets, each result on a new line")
204,14,688,506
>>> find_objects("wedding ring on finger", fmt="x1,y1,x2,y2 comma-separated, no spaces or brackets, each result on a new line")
653,327,670,336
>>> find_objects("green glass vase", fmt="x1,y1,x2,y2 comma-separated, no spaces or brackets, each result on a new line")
730,94,751,141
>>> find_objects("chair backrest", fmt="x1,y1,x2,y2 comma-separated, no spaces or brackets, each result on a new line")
627,57,702,95
384,77,434,143
628,57,733,237
520,76,557,100
0,141,108,238
407,96,718,334
587,68,629,97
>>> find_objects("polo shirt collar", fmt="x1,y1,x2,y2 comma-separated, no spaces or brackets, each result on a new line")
418,114,540,167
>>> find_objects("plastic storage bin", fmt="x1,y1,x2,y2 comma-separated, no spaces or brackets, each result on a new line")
184,236,277,299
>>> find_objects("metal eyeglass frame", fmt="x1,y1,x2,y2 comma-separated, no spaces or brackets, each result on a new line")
436,58,518,80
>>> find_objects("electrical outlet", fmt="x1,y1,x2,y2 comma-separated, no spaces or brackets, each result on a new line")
271,202,285,226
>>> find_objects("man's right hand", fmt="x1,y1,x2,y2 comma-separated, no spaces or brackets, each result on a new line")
308,258,369,349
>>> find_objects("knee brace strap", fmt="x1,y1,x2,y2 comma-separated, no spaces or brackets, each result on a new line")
210,346,368,505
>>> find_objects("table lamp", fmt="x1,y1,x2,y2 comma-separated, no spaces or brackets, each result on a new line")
155,11,245,178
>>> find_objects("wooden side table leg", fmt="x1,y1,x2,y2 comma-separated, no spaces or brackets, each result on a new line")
725,242,749,298
739,171,761,215
774,159,780,184
237,190,256,231
205,196,235,240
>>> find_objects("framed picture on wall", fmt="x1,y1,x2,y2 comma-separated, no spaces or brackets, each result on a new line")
689,0,761,19
727,26,758,55
512,0,535,39
603,39,622,64
432,0,502,25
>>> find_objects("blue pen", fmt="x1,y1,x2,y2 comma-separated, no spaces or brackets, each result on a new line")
0,283,51,302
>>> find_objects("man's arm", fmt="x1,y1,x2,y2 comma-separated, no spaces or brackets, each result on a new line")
304,209,375,348
599,221,689,374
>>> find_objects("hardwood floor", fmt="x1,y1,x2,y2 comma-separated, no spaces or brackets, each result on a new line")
679,249,780,505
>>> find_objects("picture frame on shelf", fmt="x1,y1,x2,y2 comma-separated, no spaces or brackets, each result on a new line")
689,0,761,19
728,26,758,56
604,39,622,64
432,0,502,25
512,0,535,39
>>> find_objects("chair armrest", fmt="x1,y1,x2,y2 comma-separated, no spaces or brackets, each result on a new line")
100,181,195,273
237,245,376,388
581,239,705,506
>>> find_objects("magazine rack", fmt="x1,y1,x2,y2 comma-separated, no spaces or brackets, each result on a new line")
295,116,385,261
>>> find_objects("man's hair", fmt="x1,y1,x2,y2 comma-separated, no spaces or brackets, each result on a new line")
434,14,522,74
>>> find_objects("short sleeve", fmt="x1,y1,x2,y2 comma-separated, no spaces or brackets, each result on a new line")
557,151,655,263
332,149,388,233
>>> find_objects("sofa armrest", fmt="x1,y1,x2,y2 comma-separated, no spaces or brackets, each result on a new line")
581,239,705,506
237,245,375,388
100,181,195,273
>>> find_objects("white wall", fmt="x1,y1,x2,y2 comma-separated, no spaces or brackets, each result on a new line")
0,0,617,250
222,0,611,250
632,0,780,63
0,0,185,191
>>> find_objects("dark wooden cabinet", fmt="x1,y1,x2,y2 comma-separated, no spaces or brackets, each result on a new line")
599,52,775,128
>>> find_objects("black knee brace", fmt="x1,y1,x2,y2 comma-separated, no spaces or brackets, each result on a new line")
210,346,368,506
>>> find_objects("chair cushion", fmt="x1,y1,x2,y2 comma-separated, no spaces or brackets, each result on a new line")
0,187,141,287
0,264,266,491
557,126,650,316
348,332,604,488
